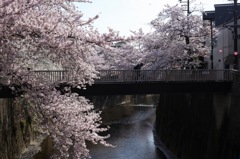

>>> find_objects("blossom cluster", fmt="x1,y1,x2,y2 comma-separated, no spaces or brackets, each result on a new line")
0,0,119,158
95,5,213,70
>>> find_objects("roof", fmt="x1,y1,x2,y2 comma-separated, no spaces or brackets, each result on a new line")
214,3,240,27
203,11,215,20
203,3,240,27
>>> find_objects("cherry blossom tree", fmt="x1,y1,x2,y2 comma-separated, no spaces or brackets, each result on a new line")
0,0,119,158
90,41,144,70
107,4,213,70
140,4,212,69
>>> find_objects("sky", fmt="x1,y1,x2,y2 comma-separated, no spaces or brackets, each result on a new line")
78,0,232,36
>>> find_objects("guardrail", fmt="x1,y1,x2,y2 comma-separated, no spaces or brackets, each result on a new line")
30,69,234,83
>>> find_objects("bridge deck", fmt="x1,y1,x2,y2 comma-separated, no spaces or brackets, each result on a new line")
0,69,235,97
67,69,234,95
71,81,233,96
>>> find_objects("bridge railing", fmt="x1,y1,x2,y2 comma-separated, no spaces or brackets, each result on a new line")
28,69,233,83
232,70,240,85
96,69,233,83
33,70,69,82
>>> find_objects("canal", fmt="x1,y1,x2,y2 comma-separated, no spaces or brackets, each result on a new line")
34,95,162,159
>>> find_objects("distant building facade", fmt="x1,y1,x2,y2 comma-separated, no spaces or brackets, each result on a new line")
204,3,240,69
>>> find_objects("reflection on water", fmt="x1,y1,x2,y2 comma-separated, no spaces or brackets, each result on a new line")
34,95,161,159
88,106,161,159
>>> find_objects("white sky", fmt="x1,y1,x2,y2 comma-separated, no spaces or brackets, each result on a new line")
78,0,232,36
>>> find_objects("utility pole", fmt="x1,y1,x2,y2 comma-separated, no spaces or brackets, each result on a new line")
179,0,190,15
233,0,238,70
179,0,190,45
210,20,214,69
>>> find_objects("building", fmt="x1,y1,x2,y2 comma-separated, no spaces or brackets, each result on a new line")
203,3,240,69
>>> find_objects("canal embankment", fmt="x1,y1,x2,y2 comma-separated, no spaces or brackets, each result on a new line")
0,98,35,159
154,74,240,159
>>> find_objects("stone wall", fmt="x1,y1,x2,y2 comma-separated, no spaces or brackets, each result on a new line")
155,92,240,159
0,98,34,159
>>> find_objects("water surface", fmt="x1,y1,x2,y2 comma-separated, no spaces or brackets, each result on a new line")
34,95,161,159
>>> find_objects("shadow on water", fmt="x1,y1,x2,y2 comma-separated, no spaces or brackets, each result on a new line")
34,95,162,159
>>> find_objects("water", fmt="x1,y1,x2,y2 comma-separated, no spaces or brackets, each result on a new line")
34,95,162,159
87,106,161,159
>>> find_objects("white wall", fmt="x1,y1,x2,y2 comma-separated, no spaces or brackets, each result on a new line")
213,19,240,69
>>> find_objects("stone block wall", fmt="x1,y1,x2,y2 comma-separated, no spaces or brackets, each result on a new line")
0,98,34,159
155,92,239,159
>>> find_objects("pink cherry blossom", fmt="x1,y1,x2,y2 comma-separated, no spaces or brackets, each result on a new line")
0,0,120,158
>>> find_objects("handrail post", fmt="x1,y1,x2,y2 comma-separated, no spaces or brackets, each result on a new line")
165,70,168,81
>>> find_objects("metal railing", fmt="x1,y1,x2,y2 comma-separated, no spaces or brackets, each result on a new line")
95,69,233,83
30,69,233,83
232,70,240,84
33,70,69,82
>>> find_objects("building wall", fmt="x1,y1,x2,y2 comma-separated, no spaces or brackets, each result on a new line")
213,19,240,69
